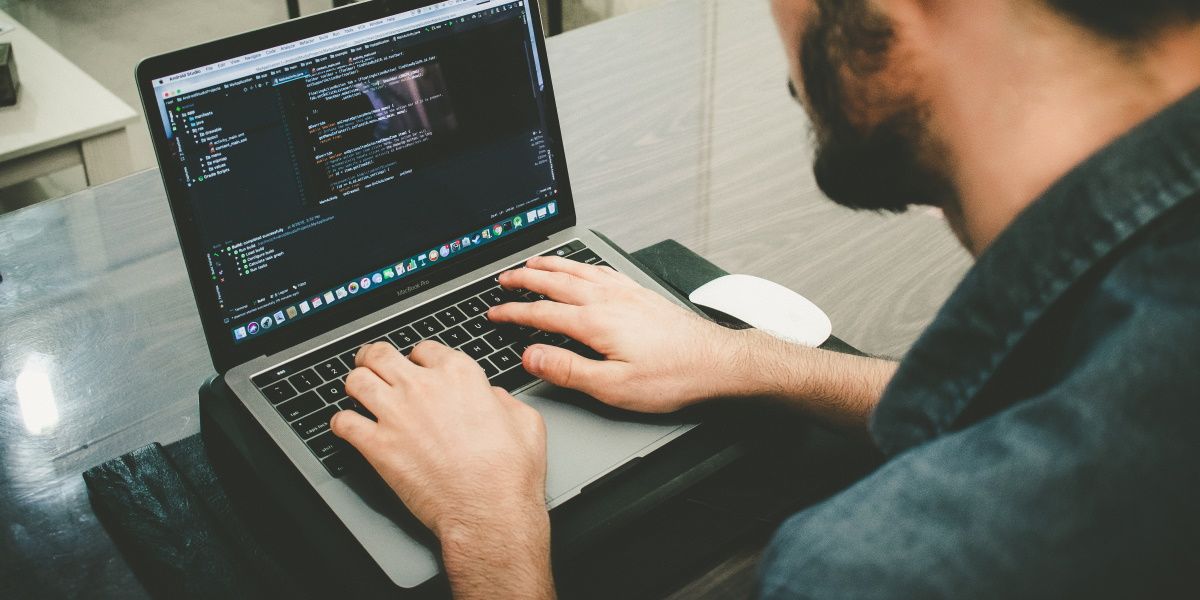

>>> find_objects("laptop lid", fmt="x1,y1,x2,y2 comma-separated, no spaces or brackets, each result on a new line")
136,0,577,373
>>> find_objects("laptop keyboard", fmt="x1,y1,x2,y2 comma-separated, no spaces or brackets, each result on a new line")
251,240,608,477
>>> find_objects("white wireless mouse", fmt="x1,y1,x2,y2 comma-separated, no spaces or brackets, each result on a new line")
688,274,832,347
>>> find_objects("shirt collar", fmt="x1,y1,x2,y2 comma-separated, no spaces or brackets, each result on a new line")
870,87,1200,456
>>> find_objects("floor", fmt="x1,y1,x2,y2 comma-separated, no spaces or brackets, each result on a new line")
0,0,664,213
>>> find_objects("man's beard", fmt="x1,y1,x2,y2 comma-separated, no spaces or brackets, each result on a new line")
798,0,957,213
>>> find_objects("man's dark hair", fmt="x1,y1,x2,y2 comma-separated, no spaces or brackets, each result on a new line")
1047,0,1200,39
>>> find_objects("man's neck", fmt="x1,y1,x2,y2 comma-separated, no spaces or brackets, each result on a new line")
927,7,1200,256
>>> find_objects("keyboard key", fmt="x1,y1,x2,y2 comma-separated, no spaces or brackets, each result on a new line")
462,317,494,337
292,406,338,439
315,358,348,380
341,339,392,363
543,240,585,257
511,335,535,353
337,397,377,422
288,369,322,392
479,358,499,378
489,365,537,392
563,339,605,361
461,339,494,360
340,349,362,369
479,287,517,307
459,297,488,317
414,316,445,336
438,325,471,347
252,368,291,388
389,326,421,347
457,275,503,300
253,355,327,386
489,347,522,371
307,432,346,458
521,290,548,302
531,331,569,346
479,288,502,306
566,249,602,264
483,327,523,350
314,379,347,404
353,405,377,422
278,391,324,421
435,306,468,327
322,450,366,477
261,379,297,404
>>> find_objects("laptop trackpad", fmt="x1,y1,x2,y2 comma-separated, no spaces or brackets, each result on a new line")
516,382,694,503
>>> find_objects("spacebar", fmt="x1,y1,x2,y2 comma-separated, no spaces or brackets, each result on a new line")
489,367,537,392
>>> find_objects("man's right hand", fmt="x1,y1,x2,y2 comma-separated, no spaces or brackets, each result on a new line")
487,254,897,430
486,255,747,413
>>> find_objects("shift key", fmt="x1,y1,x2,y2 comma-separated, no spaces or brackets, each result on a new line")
293,406,338,440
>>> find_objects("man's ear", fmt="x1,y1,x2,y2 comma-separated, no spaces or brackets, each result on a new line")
873,0,939,48
768,0,815,99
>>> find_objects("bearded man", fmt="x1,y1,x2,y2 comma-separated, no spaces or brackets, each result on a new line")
330,1,1200,596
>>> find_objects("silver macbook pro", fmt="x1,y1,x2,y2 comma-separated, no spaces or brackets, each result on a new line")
136,0,696,588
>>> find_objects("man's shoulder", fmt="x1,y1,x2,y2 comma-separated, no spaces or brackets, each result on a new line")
1061,191,1200,361
957,191,1200,426
870,190,1200,453
758,211,1200,597
1098,190,1200,305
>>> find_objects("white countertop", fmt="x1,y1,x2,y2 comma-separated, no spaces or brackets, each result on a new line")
0,8,137,162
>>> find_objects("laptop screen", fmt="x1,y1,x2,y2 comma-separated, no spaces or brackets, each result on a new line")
149,0,560,344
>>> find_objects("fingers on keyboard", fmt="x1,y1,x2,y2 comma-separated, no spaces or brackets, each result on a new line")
255,242,604,476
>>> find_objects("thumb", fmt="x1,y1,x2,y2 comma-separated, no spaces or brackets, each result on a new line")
330,409,378,450
522,344,610,395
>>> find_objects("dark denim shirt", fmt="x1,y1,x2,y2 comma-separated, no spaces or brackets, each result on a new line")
760,88,1200,598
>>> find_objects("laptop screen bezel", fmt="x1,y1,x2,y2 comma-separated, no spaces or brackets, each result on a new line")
136,0,577,373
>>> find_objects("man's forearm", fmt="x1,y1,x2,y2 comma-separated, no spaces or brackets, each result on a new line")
438,507,555,600
720,329,898,431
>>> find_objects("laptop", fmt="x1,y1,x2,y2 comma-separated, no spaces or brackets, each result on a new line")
136,0,698,588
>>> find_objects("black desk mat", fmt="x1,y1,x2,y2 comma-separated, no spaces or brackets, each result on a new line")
84,239,881,599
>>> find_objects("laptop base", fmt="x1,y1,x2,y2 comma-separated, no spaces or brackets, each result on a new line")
200,373,746,595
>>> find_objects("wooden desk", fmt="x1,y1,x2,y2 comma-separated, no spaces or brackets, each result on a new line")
0,0,971,596
0,9,137,189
